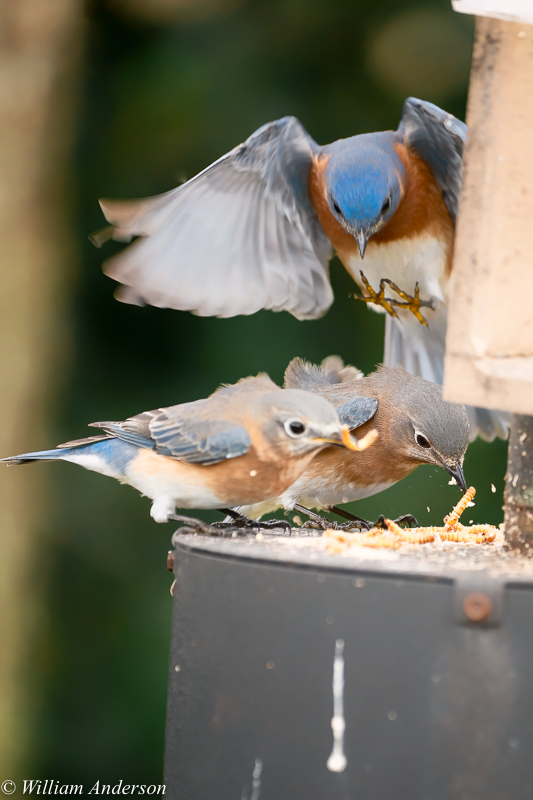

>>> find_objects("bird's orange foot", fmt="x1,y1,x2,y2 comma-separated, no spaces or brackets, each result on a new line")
353,272,399,318
353,272,435,326
381,279,435,326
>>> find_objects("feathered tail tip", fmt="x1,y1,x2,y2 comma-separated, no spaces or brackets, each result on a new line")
320,356,363,383
1,448,68,466
214,373,278,396
90,195,153,248
114,285,145,306
284,356,363,390
89,225,116,248
466,406,511,443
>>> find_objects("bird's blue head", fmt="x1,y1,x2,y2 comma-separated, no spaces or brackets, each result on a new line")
322,132,405,257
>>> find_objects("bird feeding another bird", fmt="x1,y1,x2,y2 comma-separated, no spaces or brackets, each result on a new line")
91,97,508,442
237,356,470,530
1,375,375,532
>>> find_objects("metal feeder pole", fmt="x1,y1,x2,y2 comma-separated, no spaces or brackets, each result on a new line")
504,415,533,551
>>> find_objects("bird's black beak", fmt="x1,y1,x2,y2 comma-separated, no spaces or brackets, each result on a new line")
446,462,467,493
356,231,368,259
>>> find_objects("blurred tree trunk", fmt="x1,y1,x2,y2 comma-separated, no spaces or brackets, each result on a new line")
0,0,82,776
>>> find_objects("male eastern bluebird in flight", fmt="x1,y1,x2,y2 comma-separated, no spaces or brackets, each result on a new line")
91,97,508,443
2,374,373,531
237,356,470,531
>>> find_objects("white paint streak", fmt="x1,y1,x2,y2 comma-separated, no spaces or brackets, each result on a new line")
242,759,263,800
327,639,347,773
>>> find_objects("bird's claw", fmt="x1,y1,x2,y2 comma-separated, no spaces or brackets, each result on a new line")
301,518,333,530
334,520,372,531
289,505,419,534
256,518,293,534
294,504,354,532
353,272,399,318
215,509,293,535
354,272,434,327
168,513,247,537
373,513,419,529
381,278,435,326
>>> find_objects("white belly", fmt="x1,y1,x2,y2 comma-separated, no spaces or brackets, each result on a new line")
281,474,397,510
345,233,450,314
124,451,225,515
239,475,397,519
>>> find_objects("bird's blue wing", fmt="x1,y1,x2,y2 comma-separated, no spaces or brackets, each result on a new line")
398,97,467,221
149,414,252,464
90,405,251,464
95,118,333,320
336,397,378,430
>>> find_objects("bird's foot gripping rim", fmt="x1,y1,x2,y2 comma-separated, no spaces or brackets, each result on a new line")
215,508,292,534
168,513,248,538
295,503,370,532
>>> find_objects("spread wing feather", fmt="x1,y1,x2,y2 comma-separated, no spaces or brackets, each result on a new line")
398,97,467,221
97,117,333,320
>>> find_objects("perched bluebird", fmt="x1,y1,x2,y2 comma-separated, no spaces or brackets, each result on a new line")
92,97,507,442
1,375,371,531
237,357,470,530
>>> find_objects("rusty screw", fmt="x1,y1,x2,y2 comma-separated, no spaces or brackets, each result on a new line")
167,550,175,572
463,592,492,622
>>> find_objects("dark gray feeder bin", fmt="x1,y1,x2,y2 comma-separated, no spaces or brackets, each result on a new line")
164,531,533,800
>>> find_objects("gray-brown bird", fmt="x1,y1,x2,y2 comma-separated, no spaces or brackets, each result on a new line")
1,373,373,532
238,357,470,529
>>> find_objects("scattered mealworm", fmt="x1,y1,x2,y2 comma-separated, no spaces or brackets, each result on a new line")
384,519,435,543
319,489,499,551
464,524,497,541
383,519,403,536
440,529,470,543
321,529,400,552
401,529,436,544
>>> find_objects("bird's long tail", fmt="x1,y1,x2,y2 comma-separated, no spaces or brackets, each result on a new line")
1,435,114,466
2,448,71,466
384,313,510,442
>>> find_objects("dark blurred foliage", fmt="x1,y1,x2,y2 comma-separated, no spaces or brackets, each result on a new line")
32,0,507,784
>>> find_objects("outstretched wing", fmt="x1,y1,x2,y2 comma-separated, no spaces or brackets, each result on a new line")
95,117,333,320
90,404,251,465
398,97,467,221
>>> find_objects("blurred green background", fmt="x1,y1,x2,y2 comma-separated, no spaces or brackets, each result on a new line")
11,0,506,785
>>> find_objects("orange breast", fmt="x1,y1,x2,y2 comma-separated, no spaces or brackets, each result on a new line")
133,446,318,508
302,416,417,493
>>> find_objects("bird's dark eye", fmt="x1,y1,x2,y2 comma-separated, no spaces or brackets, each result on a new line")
381,197,391,214
415,432,431,448
286,420,306,437
333,200,342,216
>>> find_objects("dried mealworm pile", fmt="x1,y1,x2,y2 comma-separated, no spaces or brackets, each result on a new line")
321,487,503,552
